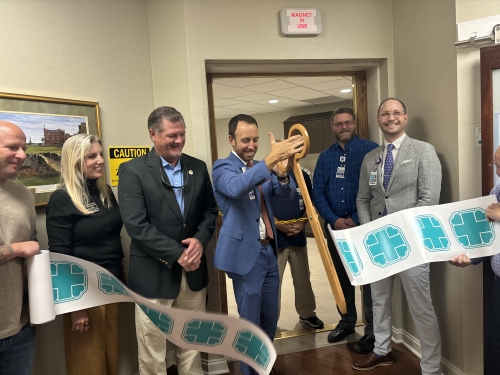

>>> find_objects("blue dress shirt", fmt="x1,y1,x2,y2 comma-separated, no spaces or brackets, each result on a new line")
161,156,184,217
312,135,378,227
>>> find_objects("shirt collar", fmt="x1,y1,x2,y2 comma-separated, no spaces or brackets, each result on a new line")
334,134,358,151
160,155,182,171
384,133,406,150
232,150,251,166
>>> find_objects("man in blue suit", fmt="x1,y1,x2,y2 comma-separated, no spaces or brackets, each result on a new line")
212,114,304,375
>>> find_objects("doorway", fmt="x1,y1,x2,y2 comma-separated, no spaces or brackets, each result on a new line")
207,69,371,338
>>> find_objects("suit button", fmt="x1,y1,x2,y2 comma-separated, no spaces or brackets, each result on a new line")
183,223,187,227
385,196,388,199
378,212,382,215
256,219,259,222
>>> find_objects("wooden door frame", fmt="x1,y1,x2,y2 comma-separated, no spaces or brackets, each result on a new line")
480,44,500,362
206,71,369,315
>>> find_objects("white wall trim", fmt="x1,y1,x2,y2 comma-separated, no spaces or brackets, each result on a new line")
440,357,466,375
201,353,230,375
392,328,464,375
392,327,422,358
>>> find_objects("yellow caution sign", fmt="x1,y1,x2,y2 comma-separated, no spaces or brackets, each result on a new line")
108,147,150,186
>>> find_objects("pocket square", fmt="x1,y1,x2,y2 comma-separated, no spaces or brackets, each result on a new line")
401,159,413,165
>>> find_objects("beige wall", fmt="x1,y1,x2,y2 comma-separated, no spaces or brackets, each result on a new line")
145,0,395,164
454,2,500,374
1,1,154,374
391,1,466,374
392,1,500,374
456,0,500,201
4,0,498,374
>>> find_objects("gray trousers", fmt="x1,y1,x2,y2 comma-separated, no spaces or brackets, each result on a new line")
371,264,441,375
277,245,317,319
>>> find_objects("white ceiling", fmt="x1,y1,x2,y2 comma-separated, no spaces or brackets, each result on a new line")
213,76,353,119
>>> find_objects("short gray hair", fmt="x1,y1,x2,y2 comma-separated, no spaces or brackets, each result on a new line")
147,106,185,133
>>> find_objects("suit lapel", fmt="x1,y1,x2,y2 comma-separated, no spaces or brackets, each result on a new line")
233,153,260,212
369,147,386,194
182,156,194,218
386,136,412,192
375,147,385,193
147,150,183,223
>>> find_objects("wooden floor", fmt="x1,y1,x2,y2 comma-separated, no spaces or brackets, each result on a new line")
167,341,421,375
168,238,422,375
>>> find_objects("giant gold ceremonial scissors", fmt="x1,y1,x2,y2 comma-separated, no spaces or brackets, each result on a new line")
276,124,347,314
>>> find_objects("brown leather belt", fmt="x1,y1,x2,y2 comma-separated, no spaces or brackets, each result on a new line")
259,238,270,246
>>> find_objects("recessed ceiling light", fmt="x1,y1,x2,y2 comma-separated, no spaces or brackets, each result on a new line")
269,99,279,104
340,89,352,93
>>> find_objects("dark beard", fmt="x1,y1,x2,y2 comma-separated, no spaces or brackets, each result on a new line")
337,131,354,143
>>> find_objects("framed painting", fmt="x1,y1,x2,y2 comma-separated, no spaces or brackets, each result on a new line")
0,92,101,206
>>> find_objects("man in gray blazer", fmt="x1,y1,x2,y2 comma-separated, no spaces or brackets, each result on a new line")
352,98,442,374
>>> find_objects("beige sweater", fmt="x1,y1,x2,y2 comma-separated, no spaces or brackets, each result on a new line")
0,179,36,339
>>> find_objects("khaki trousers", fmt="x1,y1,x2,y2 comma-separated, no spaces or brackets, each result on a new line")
135,271,206,375
277,245,317,319
63,303,120,375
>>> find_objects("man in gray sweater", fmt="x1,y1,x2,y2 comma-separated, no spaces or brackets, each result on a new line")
0,121,40,374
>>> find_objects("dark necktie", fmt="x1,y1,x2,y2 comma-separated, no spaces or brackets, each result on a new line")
247,161,274,239
382,144,395,216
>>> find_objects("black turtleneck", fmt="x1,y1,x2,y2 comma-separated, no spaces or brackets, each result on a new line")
46,179,124,277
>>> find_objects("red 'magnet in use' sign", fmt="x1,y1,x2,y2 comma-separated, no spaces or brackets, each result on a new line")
280,8,322,36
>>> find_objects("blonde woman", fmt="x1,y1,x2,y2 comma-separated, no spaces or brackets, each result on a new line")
46,134,123,375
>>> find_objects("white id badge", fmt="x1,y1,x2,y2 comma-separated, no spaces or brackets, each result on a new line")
299,199,304,210
336,166,345,178
249,190,256,200
369,171,377,185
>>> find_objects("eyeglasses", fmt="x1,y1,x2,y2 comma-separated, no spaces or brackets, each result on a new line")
333,120,355,127
159,159,188,189
492,162,500,169
378,111,405,118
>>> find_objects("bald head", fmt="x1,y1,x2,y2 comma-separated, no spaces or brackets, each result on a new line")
0,121,27,185
0,120,24,134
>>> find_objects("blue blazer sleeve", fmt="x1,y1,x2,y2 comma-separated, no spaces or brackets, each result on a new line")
212,155,294,275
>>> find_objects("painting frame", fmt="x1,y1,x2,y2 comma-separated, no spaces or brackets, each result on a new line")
0,92,101,207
